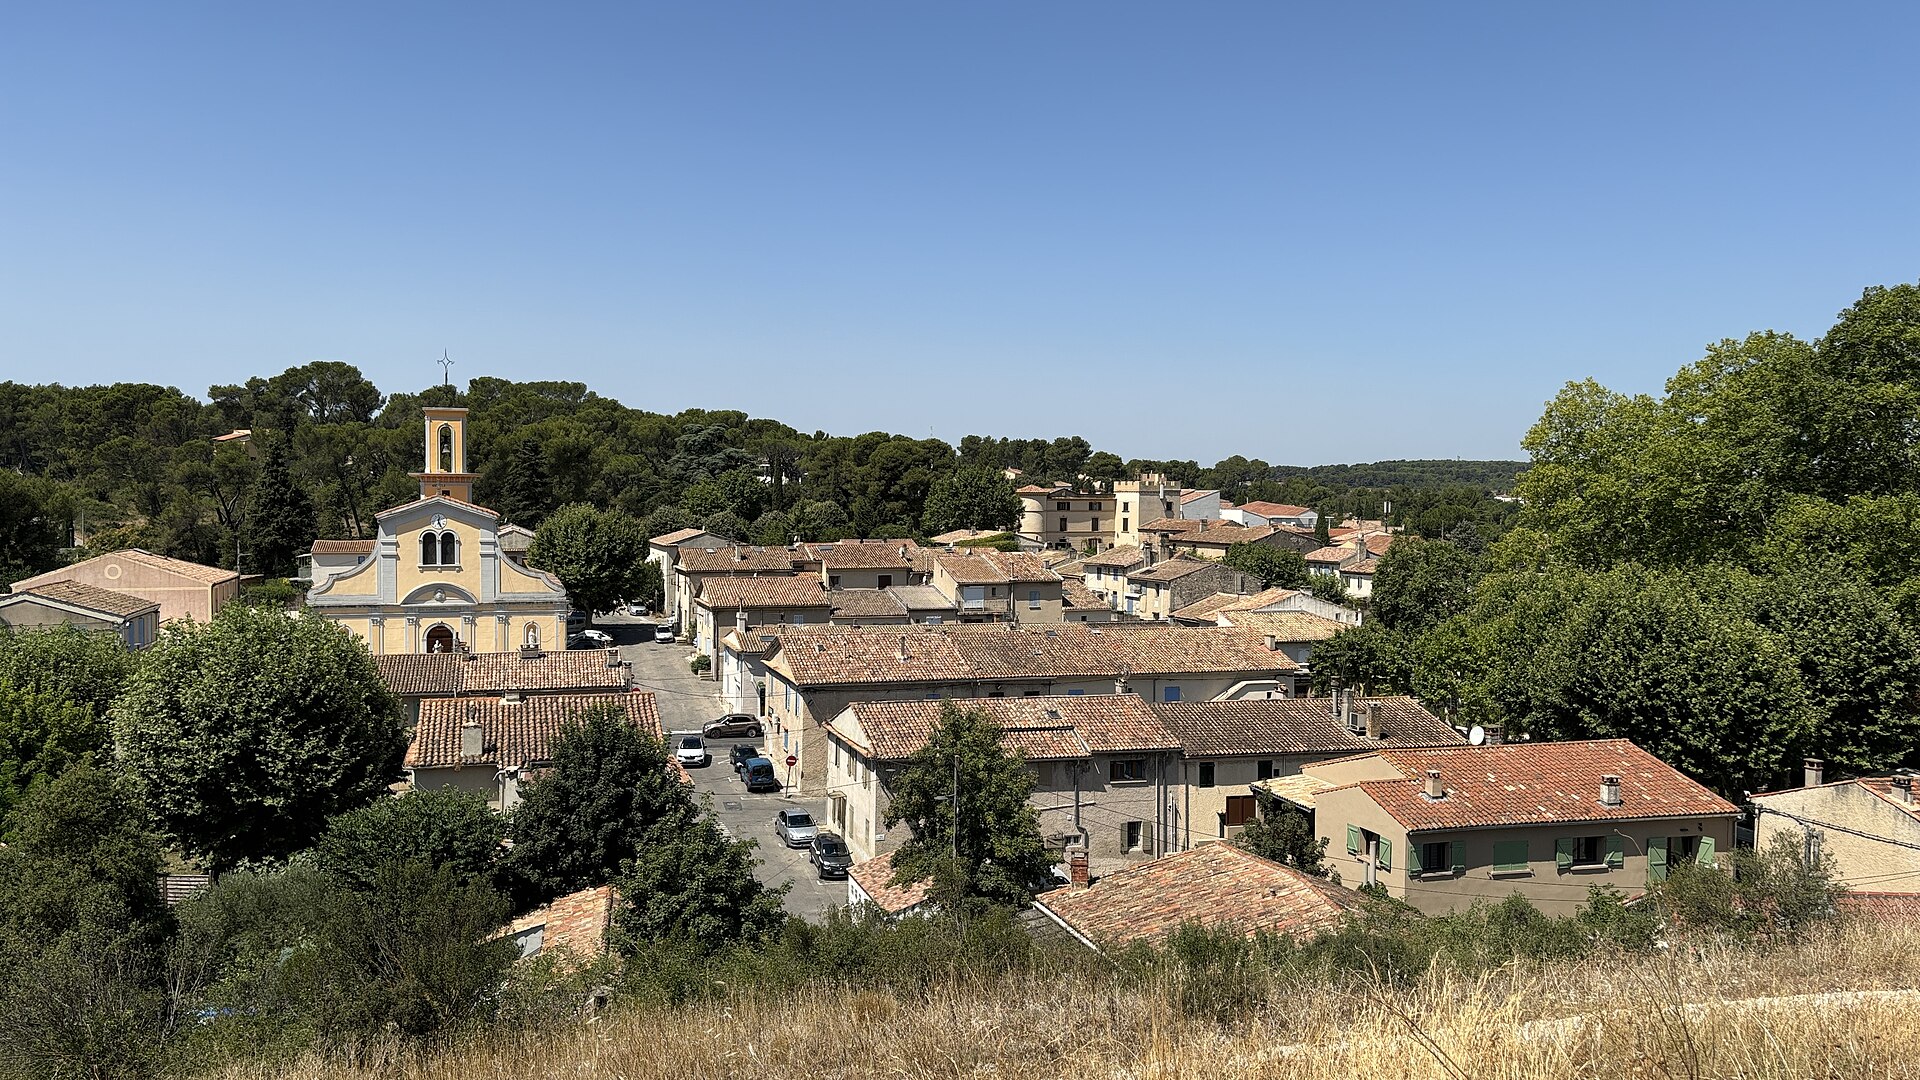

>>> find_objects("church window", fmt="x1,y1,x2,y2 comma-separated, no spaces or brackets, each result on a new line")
440,531,459,565
420,532,440,566
438,425,454,472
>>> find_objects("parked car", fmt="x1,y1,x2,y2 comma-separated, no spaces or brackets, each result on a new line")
704,714,764,739
743,757,779,793
567,629,612,649
624,602,651,616
674,735,709,768
774,809,819,849
728,743,759,772
809,834,853,879
654,624,676,644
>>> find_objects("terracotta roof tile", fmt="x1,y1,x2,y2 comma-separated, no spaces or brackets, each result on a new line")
1128,556,1218,583
697,575,831,610
374,649,631,697
1179,489,1217,504
1836,892,1920,920
1342,558,1381,575
676,546,805,574
1061,580,1108,609
1168,522,1278,547
13,579,158,618
930,529,1006,544
1036,844,1358,948
1322,740,1740,832
828,588,909,618
57,548,239,585
1239,502,1313,518
1079,545,1147,569
1139,517,1198,534
808,540,921,570
887,585,955,612
935,550,1060,584
407,691,661,769
1169,588,1299,623
831,694,1179,761
500,884,616,962
311,539,376,556
649,527,717,546
1305,544,1358,565
1154,696,1462,757
1217,611,1346,641
848,851,932,915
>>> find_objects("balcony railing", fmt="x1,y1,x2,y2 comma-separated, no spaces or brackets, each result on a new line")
958,597,1012,612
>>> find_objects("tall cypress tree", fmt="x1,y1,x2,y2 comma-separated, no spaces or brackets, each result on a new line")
243,439,314,577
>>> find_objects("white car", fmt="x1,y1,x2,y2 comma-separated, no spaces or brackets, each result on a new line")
675,735,709,768
567,629,613,649
654,624,676,644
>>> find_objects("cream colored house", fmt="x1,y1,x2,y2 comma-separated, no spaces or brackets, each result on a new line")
647,527,735,626
813,540,922,590
1110,474,1186,549
1017,484,1115,552
1750,761,1920,891
1079,546,1146,612
306,408,572,654
0,581,160,649
1125,556,1257,623
692,575,832,665
1284,739,1738,916
929,549,1063,623
671,545,803,638
15,548,238,626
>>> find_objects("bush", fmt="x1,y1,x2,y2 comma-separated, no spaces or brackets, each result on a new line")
315,787,505,893
1650,832,1843,939
689,654,711,674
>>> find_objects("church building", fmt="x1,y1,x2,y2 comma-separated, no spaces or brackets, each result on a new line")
306,407,572,654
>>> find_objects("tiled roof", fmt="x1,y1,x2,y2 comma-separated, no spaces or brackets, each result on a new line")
1239,502,1313,518
1253,773,1338,810
930,529,1006,544
1836,892,1920,920
697,575,830,610
758,624,1297,687
676,546,804,574
69,548,239,585
1036,844,1357,948
1168,588,1299,623
649,527,717,546
1321,740,1741,832
14,579,158,618
1752,777,1920,823
500,884,616,961
376,494,501,519
1217,611,1346,641
809,540,921,570
407,691,661,769
1305,545,1357,564
1341,558,1381,576
830,694,1180,761
311,539,376,556
1168,523,1277,547
1154,696,1461,757
888,584,956,612
1079,545,1147,569
935,550,1061,584
1179,489,1217,504
1128,556,1219,583
1365,534,1395,556
1015,483,1069,495
1061,580,1108,609
848,851,932,915
828,588,908,618
1139,517,1198,534
374,649,631,697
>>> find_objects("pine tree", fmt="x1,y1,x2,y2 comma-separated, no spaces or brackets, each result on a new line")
242,439,314,577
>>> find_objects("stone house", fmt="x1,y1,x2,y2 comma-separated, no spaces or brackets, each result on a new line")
691,574,832,665
1125,556,1256,623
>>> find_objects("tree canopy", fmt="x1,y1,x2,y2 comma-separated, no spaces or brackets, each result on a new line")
527,502,650,618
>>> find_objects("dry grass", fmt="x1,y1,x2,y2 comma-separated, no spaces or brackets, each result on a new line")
213,919,1920,1080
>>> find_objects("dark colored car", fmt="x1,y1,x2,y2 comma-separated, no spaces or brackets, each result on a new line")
743,757,780,793
703,714,764,739
728,744,759,772
809,834,853,879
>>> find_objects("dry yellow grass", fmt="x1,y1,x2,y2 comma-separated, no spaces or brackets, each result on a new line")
214,919,1920,1080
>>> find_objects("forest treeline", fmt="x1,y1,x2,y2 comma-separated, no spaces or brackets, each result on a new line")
0,369,1520,583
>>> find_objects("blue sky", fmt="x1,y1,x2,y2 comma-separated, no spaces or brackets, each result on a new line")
2,4,1915,465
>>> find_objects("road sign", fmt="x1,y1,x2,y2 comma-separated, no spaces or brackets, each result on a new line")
785,754,798,767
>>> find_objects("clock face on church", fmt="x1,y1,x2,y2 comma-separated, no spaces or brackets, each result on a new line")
431,514,447,529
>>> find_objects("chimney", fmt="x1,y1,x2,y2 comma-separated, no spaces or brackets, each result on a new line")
1892,776,1915,805
1804,758,1825,788
898,544,908,562
459,720,483,760
1424,768,1443,799
735,608,748,635
897,635,910,661
1363,704,1381,741
1068,849,1090,889
1600,774,1622,807
1336,688,1353,731
1483,724,1504,746
1264,634,1280,652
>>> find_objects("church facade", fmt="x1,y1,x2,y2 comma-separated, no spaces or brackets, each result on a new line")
306,407,572,654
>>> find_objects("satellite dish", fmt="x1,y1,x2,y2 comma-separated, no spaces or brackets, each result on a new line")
1468,725,1487,746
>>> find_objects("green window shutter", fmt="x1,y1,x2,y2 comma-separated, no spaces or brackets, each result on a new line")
1448,842,1465,876
1377,837,1393,870
1648,836,1669,883
1406,840,1423,876
1696,835,1716,867
1346,825,1362,855
1493,839,1528,874
1555,838,1575,873
1605,835,1626,869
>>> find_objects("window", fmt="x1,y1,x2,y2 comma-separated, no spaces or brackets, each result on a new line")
1197,762,1215,788
1121,517,1129,532
1256,759,1276,780
1091,517,1100,532
420,533,440,565
1223,794,1256,828
1650,835,1711,882
1022,689,1042,697
1125,821,1144,852
1057,502,1070,511
988,690,1006,698
1414,841,1460,879
1555,836,1621,872
1028,589,1041,609
438,424,454,472
829,575,840,588
1110,758,1147,783
878,574,892,588
1059,517,1068,533
1162,686,1181,702
1122,502,1130,513
1492,840,1531,876
439,531,458,565
1090,502,1101,511
1066,688,1085,695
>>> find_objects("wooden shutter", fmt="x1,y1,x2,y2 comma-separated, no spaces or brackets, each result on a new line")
1406,840,1423,876
1604,835,1626,869
1377,837,1393,870
1223,795,1256,827
1648,836,1669,883
1493,840,1529,874
1555,838,1575,873
1346,824,1362,854
1697,835,1716,867
1448,842,1465,876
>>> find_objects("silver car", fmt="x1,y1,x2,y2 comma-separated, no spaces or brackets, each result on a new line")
773,809,818,849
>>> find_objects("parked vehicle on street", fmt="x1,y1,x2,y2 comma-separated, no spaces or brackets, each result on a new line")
654,624,676,644
809,834,853,878
774,809,819,849
728,744,759,772
567,629,613,649
675,735,709,768
704,714,764,739
743,757,779,792
624,602,650,616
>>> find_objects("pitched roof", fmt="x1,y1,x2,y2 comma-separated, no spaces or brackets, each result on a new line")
1179,489,1217,504
1365,533,1395,557
887,585,955,611
1153,696,1462,757
1060,580,1108,609
311,539,376,556
935,550,1061,584
1036,844,1357,948
1216,611,1346,641
376,494,501,519
499,884,617,962
13,579,159,618
1138,517,1198,535
1167,522,1277,547
649,526,720,546
1305,544,1357,564
1169,587,1298,623
827,588,908,619
407,691,661,769
1752,777,1920,823
1317,740,1740,832
809,540,920,570
757,624,1297,687
1129,556,1220,583
1015,483,1069,495
829,694,1180,761
696,575,831,610
1836,891,1920,921
59,548,238,585
676,546,804,574
1341,558,1381,576
1239,502,1313,518
373,648,631,697
848,851,932,915
930,529,1006,544
1079,545,1147,569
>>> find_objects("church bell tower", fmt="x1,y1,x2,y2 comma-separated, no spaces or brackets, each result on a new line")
412,407,476,503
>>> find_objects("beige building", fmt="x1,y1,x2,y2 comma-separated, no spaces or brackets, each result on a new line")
814,540,923,591
306,408,572,654
1750,762,1920,892
1079,546,1146,611
930,549,1064,623
647,527,735,627
1017,483,1116,553
1276,739,1738,916
1154,694,1461,850
0,580,160,649
406,690,660,809
1125,556,1258,623
692,575,833,664
15,548,238,626
821,694,1182,875
1110,474,1186,549
671,545,804,638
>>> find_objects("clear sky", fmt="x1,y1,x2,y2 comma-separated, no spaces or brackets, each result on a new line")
2,4,1915,465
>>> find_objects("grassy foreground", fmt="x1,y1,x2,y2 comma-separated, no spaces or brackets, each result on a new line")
213,919,1920,1080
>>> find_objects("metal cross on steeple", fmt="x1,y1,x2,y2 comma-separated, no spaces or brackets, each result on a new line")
438,350,455,389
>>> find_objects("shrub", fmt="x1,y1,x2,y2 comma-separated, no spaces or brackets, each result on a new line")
689,654,711,674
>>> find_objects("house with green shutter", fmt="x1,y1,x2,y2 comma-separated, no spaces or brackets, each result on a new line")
1270,738,1738,916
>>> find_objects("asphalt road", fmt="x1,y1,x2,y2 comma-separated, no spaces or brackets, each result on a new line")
594,614,848,921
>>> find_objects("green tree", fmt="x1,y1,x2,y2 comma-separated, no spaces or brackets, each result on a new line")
1220,543,1307,589
499,706,691,909
1308,623,1412,694
614,815,787,954
0,472,71,586
0,624,139,718
242,438,315,576
526,502,649,618
1314,514,1331,545
1307,574,1350,605
113,604,404,869
922,466,1021,536
1369,537,1478,633
882,705,1053,910
1231,798,1327,876
0,686,105,822
315,787,505,893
